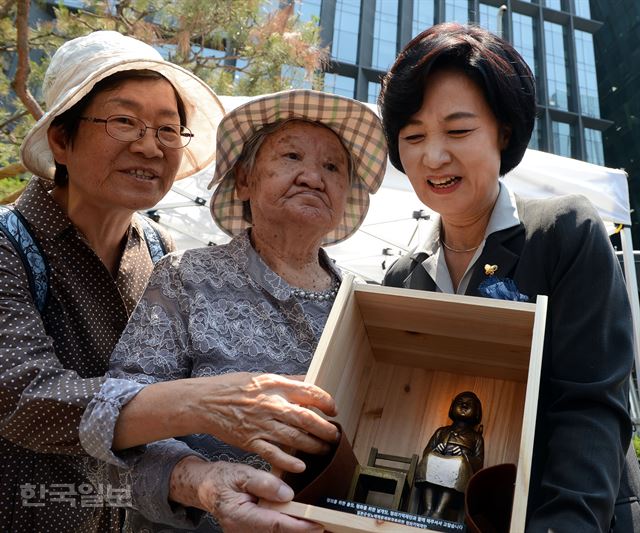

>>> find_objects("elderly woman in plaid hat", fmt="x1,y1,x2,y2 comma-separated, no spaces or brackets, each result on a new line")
80,89,388,531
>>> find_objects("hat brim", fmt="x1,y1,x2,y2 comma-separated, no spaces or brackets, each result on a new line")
21,58,224,182
208,90,388,246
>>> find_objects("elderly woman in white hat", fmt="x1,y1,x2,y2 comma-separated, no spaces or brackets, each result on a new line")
79,89,388,532
0,29,221,532
1,32,339,533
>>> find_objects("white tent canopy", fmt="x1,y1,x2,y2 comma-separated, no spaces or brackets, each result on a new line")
504,149,630,226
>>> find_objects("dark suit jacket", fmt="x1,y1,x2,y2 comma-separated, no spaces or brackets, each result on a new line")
384,194,640,532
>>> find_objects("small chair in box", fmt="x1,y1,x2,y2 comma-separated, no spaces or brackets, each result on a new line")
347,447,419,511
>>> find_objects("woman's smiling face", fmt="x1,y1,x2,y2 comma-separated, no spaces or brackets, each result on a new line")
48,77,183,213
398,68,509,222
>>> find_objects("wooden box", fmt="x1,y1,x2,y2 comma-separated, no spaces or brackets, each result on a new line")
265,277,547,532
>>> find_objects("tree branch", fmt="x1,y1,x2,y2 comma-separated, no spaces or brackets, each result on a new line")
11,0,43,120
0,163,27,181
0,110,29,130
194,54,244,66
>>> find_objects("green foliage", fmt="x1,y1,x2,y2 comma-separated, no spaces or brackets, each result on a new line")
634,434,640,459
0,0,327,169
0,175,28,199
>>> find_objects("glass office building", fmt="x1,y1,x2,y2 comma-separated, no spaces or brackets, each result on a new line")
590,0,640,243
296,0,609,165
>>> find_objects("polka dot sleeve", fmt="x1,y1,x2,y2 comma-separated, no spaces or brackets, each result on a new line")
0,233,106,454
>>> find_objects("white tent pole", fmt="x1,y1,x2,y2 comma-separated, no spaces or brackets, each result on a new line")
620,226,640,428
630,383,640,429
620,228,640,366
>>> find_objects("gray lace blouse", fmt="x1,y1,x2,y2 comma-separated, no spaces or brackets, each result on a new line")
81,230,341,531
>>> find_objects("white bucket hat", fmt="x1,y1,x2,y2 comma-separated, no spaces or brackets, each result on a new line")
20,30,225,181
208,89,388,246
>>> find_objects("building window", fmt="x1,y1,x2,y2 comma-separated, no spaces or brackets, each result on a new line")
297,0,321,22
444,0,468,23
551,120,573,157
512,12,537,75
368,81,381,104
529,118,542,150
323,73,355,98
478,3,500,34
544,21,571,110
372,0,398,70
333,0,360,64
574,30,600,118
544,0,563,10
584,128,604,166
412,0,435,37
573,0,591,18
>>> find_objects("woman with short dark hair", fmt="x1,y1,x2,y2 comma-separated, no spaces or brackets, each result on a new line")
380,22,639,532
380,23,535,179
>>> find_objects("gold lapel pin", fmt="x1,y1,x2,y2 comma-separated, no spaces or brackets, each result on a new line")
484,264,498,276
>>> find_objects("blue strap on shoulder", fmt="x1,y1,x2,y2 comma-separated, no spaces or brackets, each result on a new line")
0,208,167,315
137,215,167,264
0,205,50,313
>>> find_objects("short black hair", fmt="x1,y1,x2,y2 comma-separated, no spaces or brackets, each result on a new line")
50,70,187,186
379,23,536,176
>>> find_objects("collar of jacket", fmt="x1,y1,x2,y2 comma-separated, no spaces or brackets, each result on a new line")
403,223,525,296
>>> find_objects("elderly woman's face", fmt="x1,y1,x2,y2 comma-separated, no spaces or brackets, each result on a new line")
236,121,350,236
48,78,182,211
397,68,509,222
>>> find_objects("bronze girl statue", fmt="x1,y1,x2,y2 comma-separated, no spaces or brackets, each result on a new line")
411,391,484,521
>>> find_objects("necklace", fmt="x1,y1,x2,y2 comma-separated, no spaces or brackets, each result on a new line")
291,277,340,302
440,238,481,254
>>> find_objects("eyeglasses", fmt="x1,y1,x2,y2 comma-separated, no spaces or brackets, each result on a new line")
79,115,194,149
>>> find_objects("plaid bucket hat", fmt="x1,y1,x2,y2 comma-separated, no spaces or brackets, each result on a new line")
208,89,388,246
21,30,225,181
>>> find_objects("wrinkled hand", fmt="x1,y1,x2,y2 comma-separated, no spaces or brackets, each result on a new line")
188,373,339,472
171,457,323,533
